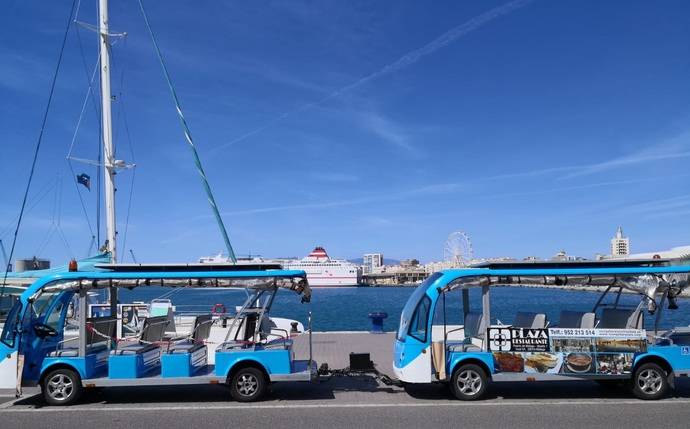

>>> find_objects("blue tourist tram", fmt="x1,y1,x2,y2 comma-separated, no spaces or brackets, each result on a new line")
0,266,315,405
394,261,690,400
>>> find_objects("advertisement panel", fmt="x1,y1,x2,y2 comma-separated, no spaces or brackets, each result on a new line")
488,326,646,375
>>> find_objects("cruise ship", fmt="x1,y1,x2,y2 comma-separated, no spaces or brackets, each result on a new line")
200,247,362,287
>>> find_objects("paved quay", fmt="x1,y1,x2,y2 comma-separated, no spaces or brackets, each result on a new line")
2,332,690,428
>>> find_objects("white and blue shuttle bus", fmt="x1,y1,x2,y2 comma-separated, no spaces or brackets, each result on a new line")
0,265,316,405
394,261,690,400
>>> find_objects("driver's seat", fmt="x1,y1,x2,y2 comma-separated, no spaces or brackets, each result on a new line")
48,316,117,357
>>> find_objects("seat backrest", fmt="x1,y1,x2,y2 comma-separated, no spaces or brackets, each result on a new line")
514,312,547,329
86,316,117,346
259,316,276,341
242,314,257,341
558,311,583,328
140,316,169,343
598,308,643,329
580,312,596,329
558,311,597,329
192,314,213,342
464,312,485,339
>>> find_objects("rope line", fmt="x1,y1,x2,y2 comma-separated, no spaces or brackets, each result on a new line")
0,0,78,300
137,0,237,263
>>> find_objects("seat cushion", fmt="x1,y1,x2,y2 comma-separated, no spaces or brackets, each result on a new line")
264,338,293,349
447,341,481,353
217,341,252,352
111,343,160,355
48,344,107,357
168,342,205,354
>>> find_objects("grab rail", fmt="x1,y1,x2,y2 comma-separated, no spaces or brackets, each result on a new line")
308,311,313,373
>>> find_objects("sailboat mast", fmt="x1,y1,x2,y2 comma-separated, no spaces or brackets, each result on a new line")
99,0,117,263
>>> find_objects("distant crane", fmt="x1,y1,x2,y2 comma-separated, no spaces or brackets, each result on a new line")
0,239,8,271
129,249,138,264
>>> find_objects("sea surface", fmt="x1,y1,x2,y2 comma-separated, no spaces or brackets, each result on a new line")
120,286,690,332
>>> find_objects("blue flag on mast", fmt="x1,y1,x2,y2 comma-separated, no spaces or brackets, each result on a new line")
76,173,91,191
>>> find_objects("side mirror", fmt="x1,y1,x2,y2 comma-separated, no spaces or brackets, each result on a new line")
33,323,58,339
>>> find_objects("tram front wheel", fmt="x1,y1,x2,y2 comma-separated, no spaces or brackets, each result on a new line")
42,368,83,406
450,364,488,401
632,363,669,400
229,367,267,402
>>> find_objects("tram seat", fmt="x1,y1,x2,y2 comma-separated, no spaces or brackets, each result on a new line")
447,312,485,352
48,316,117,357
111,316,169,355
558,311,596,329
217,340,254,351
167,314,213,354
598,308,643,329
513,312,547,329
259,317,293,349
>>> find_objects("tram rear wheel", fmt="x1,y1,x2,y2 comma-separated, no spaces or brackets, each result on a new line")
450,364,488,401
229,367,266,402
632,363,669,400
42,368,83,406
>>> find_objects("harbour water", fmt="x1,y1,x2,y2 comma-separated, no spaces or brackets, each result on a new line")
121,286,690,332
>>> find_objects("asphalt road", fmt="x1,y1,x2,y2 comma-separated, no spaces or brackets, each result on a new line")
2,378,690,428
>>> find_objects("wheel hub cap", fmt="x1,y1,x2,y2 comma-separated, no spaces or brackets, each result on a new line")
237,374,258,396
638,369,662,394
47,374,73,401
457,370,482,396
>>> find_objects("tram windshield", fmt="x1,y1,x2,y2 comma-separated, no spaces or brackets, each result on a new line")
398,272,442,341
0,298,22,348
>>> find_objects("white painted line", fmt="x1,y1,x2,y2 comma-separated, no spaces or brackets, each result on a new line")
2,399,690,413
0,399,20,410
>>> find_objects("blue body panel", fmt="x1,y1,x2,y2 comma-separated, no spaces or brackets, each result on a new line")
215,347,292,377
448,351,495,375
41,352,108,380
161,347,208,378
636,345,690,372
108,349,162,379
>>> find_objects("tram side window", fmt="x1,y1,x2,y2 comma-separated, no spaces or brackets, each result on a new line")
408,296,431,342
1,300,22,348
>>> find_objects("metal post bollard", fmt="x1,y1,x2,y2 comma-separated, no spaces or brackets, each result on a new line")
368,311,388,334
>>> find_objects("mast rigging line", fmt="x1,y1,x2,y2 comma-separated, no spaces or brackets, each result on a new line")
137,0,237,263
1,0,79,299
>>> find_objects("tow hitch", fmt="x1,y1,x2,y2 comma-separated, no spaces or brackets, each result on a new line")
317,352,403,387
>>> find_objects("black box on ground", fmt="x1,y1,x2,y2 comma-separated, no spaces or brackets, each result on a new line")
349,352,374,371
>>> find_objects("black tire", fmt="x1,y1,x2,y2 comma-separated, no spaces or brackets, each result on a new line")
450,364,488,400
632,363,669,400
229,367,266,402
41,368,83,406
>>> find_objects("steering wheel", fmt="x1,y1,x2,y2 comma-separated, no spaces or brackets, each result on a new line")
33,323,58,338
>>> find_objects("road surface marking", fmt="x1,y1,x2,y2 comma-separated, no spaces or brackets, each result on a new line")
2,399,690,413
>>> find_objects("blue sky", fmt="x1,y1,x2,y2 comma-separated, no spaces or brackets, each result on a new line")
1,0,690,265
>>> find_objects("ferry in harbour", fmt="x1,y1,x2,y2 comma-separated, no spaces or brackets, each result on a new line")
281,247,361,287
200,246,362,287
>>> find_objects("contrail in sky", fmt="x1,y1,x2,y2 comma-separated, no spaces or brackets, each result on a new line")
211,0,535,152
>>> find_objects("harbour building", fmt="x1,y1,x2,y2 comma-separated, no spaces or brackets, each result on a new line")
363,253,384,274
611,226,630,257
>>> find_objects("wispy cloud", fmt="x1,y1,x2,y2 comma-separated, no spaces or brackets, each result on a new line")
477,131,690,182
185,182,466,219
359,111,417,154
212,0,535,150
310,172,360,183
480,175,690,200
562,146,690,180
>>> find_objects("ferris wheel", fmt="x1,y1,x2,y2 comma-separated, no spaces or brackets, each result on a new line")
443,231,474,267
